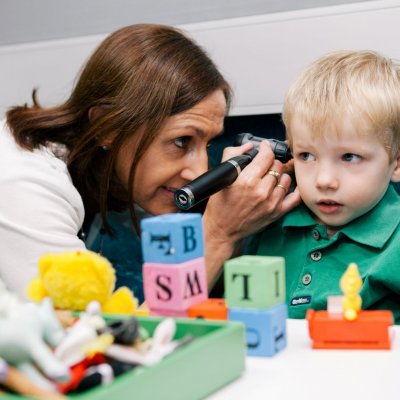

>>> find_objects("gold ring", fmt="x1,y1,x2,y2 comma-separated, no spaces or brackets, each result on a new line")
276,184,287,193
267,170,280,182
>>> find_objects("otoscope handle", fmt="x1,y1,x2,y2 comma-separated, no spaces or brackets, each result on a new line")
174,148,258,210
235,133,292,163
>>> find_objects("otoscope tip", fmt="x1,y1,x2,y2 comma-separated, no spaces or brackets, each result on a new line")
174,188,195,210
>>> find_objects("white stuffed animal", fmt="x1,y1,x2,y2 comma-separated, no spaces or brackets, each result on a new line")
0,281,70,391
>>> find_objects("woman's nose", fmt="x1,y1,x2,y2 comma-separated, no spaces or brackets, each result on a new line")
181,151,209,181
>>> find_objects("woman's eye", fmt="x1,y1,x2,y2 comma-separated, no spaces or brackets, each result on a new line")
174,136,191,149
342,153,361,162
299,152,315,161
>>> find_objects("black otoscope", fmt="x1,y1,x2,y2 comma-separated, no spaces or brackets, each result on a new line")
174,133,292,211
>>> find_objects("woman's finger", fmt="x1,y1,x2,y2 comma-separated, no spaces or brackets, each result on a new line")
237,141,279,182
220,142,254,162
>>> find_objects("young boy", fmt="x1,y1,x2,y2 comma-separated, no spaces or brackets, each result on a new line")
245,50,400,323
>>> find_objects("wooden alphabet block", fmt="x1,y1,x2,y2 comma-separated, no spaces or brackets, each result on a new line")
143,257,208,312
188,298,228,320
224,256,285,309
141,213,204,264
228,304,288,357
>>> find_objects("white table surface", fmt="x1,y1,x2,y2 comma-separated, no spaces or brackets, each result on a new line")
209,319,399,400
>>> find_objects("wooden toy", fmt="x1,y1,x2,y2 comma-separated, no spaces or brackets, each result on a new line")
307,263,394,349
0,357,67,400
143,257,208,312
141,213,204,264
188,298,228,320
307,309,393,349
223,255,288,357
224,255,285,309
228,304,288,357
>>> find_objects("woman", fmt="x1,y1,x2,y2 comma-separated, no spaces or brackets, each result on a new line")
0,24,300,301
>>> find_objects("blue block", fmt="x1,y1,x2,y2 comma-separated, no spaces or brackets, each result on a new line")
228,304,288,357
141,213,204,264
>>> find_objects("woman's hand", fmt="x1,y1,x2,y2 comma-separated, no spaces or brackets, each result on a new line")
202,140,301,285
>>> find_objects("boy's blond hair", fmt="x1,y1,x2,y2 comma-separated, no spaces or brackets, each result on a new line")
282,50,400,162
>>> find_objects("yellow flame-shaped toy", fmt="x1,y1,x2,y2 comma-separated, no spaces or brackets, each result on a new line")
340,263,362,321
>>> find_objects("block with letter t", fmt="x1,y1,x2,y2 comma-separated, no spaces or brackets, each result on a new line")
225,255,288,357
141,213,204,264
224,255,285,309
143,257,208,312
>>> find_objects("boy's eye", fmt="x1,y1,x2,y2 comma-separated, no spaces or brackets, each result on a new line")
299,152,315,161
174,136,191,149
342,153,361,162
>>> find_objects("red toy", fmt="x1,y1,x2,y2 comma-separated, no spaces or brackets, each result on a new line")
307,309,394,350
188,298,228,320
307,263,394,350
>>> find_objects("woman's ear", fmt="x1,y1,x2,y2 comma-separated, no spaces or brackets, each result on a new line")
88,106,106,122
88,106,116,148
391,153,400,182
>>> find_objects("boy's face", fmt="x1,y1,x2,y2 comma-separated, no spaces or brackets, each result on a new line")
291,115,400,236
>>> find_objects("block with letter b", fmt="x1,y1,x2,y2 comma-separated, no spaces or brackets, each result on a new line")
141,213,204,264
224,256,285,309
143,257,208,311
228,304,288,357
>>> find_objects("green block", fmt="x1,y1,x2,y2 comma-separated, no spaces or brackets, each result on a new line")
224,255,285,309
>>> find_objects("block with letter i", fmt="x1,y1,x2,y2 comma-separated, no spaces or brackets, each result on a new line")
141,213,208,316
224,255,288,357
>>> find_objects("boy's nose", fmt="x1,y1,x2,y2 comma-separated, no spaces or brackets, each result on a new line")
315,166,339,190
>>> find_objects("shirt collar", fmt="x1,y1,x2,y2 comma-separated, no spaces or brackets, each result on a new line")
282,185,400,248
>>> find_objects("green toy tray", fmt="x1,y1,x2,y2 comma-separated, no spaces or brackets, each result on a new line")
3,316,245,400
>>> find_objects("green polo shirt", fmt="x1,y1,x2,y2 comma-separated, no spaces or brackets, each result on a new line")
245,185,400,323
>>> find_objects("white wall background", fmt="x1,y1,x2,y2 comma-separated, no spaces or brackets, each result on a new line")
0,0,399,117
184,0,400,115
0,0,371,45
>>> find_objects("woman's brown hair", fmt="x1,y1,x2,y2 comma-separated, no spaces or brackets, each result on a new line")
6,24,232,233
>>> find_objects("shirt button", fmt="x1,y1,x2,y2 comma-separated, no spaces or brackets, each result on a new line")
302,273,312,286
311,229,320,240
310,251,322,261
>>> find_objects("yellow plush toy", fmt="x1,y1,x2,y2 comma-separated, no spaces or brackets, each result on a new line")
27,250,138,315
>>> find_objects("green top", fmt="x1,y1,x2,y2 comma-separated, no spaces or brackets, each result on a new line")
84,208,145,303
245,185,400,323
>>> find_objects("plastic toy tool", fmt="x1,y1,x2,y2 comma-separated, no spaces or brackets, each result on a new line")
307,263,394,350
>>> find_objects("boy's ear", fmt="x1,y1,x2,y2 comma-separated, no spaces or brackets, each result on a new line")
391,153,400,182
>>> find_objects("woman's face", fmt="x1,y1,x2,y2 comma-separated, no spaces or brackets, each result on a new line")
115,89,227,215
